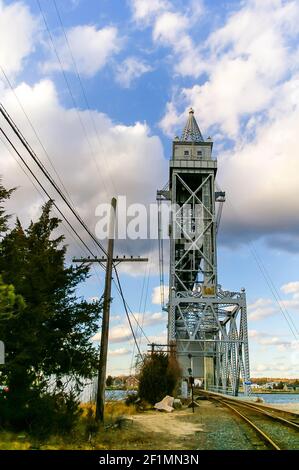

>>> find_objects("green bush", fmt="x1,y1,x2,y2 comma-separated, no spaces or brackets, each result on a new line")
0,389,82,438
138,353,181,405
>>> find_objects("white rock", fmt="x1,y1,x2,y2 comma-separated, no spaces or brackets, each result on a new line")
154,395,174,412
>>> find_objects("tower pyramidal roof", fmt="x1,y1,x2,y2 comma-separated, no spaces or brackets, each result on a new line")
181,108,204,142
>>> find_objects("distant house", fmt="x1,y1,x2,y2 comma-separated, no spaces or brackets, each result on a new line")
113,377,124,387
284,384,299,391
250,383,262,389
264,382,279,389
125,376,139,389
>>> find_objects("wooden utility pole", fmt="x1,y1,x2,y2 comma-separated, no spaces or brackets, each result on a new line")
73,197,148,422
96,197,116,422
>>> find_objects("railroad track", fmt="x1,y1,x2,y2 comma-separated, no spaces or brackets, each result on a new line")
198,392,299,450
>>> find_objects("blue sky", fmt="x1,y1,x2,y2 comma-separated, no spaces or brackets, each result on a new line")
0,0,299,377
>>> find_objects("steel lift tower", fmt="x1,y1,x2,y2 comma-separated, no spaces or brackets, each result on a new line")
157,109,251,396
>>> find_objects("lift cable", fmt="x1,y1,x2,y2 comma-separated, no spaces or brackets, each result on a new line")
157,197,165,310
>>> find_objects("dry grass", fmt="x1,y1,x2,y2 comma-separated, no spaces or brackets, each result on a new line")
0,401,147,450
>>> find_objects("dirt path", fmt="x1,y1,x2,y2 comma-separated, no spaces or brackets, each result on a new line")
129,400,264,450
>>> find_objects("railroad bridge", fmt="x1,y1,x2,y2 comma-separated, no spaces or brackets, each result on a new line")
157,108,251,396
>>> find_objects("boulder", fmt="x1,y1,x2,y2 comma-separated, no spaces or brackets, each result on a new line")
154,395,174,412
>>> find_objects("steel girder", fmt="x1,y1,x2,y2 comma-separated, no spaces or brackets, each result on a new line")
167,133,251,396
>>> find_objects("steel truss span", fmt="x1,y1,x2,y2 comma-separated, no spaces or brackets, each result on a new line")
158,108,251,396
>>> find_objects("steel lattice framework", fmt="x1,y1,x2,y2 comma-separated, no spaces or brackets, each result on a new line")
158,108,251,396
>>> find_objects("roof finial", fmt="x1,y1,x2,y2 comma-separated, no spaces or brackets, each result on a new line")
181,108,204,142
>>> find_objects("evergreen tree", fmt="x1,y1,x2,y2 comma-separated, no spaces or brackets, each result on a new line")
0,179,14,236
0,197,102,434
106,375,113,387
138,353,181,405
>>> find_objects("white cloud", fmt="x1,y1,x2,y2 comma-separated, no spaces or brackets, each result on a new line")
159,102,184,139
159,1,299,250
131,0,204,77
281,281,299,296
217,92,299,241
251,360,299,378
130,0,170,24
0,78,167,268
248,299,277,321
109,347,131,356
161,0,299,137
115,56,153,88
250,334,299,377
147,330,167,345
92,326,132,343
151,285,169,305
111,314,121,322
153,11,188,44
0,0,39,76
42,25,121,77
152,10,204,78
133,311,167,327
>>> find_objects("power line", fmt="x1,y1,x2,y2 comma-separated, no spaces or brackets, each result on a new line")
220,187,299,340
37,1,151,346
0,103,108,260
114,268,143,359
0,101,151,354
36,0,110,198
0,127,103,287
249,243,299,339
0,65,74,205
52,0,116,195
0,65,104,284
0,124,100,262
113,275,150,344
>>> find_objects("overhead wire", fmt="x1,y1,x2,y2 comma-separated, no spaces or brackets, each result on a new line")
36,0,110,198
0,102,108,260
0,68,105,286
1,103,150,352
0,124,101,262
38,1,145,342
0,65,74,205
1,0,152,349
218,184,299,340
114,268,143,359
52,0,117,195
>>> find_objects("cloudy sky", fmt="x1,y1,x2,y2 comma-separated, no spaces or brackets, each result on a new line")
0,0,299,378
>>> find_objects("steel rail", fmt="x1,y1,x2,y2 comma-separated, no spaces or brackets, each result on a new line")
216,398,281,450
218,396,299,431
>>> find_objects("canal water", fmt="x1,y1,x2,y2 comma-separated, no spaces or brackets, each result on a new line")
77,380,299,404
79,381,135,403
254,393,299,404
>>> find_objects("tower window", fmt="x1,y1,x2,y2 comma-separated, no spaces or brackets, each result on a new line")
197,150,202,156
184,150,189,156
